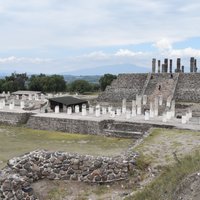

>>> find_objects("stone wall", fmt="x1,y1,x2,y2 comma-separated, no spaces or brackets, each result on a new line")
175,73,200,102
97,73,148,102
0,111,32,125
0,150,137,199
27,115,103,135
97,73,200,104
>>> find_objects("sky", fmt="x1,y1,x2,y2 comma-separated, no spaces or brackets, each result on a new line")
0,0,200,75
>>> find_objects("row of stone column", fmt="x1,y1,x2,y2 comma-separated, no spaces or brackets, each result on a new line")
0,100,26,110
152,58,195,73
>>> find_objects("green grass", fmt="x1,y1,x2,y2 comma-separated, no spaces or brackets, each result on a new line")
0,125,133,169
126,150,200,200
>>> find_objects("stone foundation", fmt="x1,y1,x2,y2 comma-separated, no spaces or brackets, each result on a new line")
0,150,137,200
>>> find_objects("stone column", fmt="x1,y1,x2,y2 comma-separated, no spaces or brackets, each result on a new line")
108,106,113,114
136,95,142,115
182,115,187,124
20,101,25,109
55,105,59,113
194,59,197,72
169,59,173,73
126,109,131,119
89,106,94,114
159,95,163,106
131,100,136,117
150,102,154,118
143,95,147,105
95,105,101,117
177,58,181,72
116,108,121,116
122,98,126,114
152,58,156,73
171,100,175,117
67,107,72,115
75,105,80,113
154,97,159,117
181,66,184,73
161,64,165,73
158,60,161,73
190,57,195,73
102,107,107,115
166,96,171,107
2,99,5,108
16,95,19,100
82,104,87,116
164,58,168,73
144,110,150,121
0,101,3,109
110,110,115,118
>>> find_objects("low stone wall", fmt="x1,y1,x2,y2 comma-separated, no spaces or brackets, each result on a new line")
0,150,137,200
0,111,32,125
27,115,104,135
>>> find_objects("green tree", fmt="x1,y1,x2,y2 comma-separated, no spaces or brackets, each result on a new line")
69,80,91,94
28,74,66,93
99,74,117,91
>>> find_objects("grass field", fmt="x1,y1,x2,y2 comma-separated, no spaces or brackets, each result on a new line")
0,125,133,169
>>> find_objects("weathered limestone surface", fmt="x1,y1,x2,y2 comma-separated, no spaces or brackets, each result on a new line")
97,74,148,102
97,73,200,104
0,111,32,125
0,150,137,200
175,73,200,102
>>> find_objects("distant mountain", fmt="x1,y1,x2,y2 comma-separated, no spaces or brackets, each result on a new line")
63,75,101,83
63,64,150,76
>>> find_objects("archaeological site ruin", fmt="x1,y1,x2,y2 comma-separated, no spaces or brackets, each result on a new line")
0,57,200,199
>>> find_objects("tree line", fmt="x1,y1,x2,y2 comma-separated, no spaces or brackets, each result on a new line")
0,73,117,94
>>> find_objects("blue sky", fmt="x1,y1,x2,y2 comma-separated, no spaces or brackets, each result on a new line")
0,0,200,74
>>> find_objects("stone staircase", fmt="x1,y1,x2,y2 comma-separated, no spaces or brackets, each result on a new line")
143,73,179,113
97,73,148,102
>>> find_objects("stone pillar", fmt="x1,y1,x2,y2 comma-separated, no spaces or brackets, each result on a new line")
29,94,32,101
2,91,5,96
143,95,147,105
182,115,187,124
131,100,136,117
152,58,156,73
181,66,184,73
162,113,167,122
16,95,19,100
75,105,80,113
116,108,121,116
171,100,175,117
82,104,87,116
161,64,165,73
20,101,25,109
190,57,195,73
89,106,94,114
176,58,181,72
166,96,171,107
136,95,142,115
169,59,173,73
67,107,72,115
150,102,154,118
63,105,67,113
122,98,126,114
102,107,107,115
108,106,113,114
154,97,159,117
158,60,161,73
0,101,3,109
41,94,45,101
194,59,197,72
159,95,163,106
126,109,131,119
2,99,5,108
166,110,172,120
144,110,150,121
110,110,115,118
95,105,101,117
55,105,59,113
164,58,168,73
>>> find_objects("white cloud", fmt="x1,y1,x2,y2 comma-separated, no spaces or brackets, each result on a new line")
0,56,51,64
115,49,144,57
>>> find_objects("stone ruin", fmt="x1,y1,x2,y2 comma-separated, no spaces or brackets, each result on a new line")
0,150,137,199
